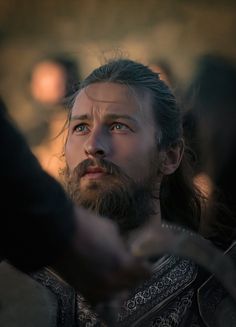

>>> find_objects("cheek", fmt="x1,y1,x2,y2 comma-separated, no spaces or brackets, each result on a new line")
65,136,84,170
112,137,140,160
112,137,155,179
118,134,155,159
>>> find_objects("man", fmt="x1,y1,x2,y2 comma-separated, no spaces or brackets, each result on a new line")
33,59,206,326
64,59,201,232
0,97,149,324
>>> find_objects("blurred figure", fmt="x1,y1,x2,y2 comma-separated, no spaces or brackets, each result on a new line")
148,58,183,105
30,59,68,105
148,58,176,88
30,54,80,105
28,54,81,178
183,54,236,249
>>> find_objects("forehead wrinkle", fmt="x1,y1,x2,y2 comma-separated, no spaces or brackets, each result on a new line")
127,85,155,125
84,84,134,105
91,101,103,117
126,85,142,111
71,90,102,117
73,84,155,129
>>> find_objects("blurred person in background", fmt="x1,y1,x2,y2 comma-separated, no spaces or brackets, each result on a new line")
148,58,176,88
30,55,80,106
148,58,183,104
28,54,81,178
183,54,236,250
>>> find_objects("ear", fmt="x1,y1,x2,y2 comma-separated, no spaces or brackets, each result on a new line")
160,139,184,175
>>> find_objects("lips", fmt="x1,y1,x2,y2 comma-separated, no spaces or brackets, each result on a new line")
86,166,105,174
82,166,106,180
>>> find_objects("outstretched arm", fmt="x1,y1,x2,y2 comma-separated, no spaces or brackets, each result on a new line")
0,98,149,302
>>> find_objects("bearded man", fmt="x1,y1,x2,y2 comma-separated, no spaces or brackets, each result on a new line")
33,59,207,326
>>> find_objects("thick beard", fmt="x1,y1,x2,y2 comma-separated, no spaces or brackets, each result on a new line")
62,158,159,233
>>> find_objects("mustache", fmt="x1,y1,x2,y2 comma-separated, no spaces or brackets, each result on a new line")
64,158,159,233
72,158,124,179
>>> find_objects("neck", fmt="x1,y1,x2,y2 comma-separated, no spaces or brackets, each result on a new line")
149,198,162,227
125,198,162,254
123,198,162,242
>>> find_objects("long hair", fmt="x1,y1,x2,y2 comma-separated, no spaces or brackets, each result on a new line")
68,59,203,231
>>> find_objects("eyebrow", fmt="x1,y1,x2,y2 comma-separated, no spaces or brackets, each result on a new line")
70,114,90,121
70,113,137,123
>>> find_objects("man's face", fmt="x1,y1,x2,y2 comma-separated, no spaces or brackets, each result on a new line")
64,82,161,230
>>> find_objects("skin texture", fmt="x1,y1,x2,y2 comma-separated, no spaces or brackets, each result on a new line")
65,82,182,225
66,82,157,184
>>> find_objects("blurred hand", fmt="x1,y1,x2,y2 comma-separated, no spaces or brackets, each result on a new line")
51,207,150,304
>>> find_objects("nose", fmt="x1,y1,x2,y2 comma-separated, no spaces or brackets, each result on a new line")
84,128,109,159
